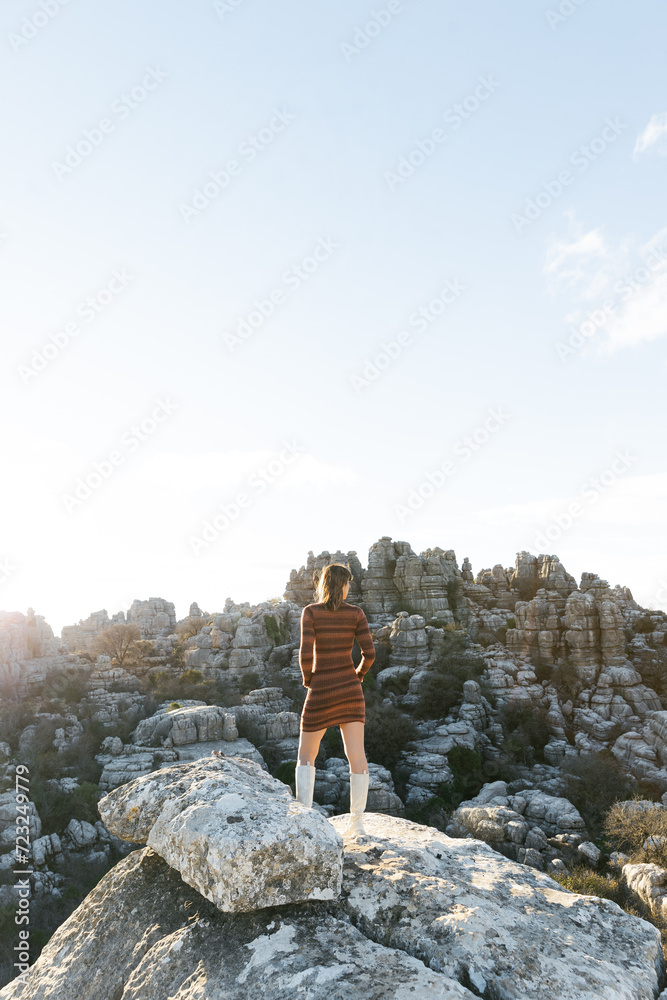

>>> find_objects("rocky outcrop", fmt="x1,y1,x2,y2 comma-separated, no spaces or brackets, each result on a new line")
284,548,364,605
328,813,664,1000
0,845,477,1000
98,757,344,911
0,609,62,693
445,779,590,870
313,757,404,816
4,764,665,1000
623,861,667,922
60,608,125,654
131,701,239,747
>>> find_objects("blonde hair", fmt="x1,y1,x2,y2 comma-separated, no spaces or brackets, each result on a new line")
314,562,352,612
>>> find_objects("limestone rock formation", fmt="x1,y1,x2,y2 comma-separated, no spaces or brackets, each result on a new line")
0,844,477,1000
284,548,364,605
60,608,125,654
313,757,404,816
445,779,589,869
97,757,344,912
4,797,664,999
327,812,664,1000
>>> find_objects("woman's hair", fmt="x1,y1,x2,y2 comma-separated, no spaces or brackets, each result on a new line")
313,562,352,612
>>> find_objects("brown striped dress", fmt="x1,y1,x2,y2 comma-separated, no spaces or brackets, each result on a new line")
299,601,376,732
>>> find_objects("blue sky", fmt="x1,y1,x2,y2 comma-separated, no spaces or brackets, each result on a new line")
1,0,666,636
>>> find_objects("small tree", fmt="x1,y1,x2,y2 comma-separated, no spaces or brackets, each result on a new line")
91,623,142,668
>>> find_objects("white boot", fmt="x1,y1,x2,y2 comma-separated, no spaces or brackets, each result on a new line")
295,762,316,808
346,769,369,837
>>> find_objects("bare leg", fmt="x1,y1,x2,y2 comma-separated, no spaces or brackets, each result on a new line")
298,727,326,766
340,721,368,773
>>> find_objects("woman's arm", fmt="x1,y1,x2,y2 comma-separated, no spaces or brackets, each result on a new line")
299,605,315,687
354,608,376,680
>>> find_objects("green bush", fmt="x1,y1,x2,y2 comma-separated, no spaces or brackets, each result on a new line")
412,629,485,720
559,748,638,839
404,795,449,831
551,659,584,703
438,745,486,810
275,761,296,786
497,700,551,765
364,700,417,770
239,671,261,694
264,614,289,646
549,863,626,903
32,780,102,836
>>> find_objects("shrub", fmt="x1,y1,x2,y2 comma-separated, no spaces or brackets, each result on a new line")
602,796,667,869
36,665,91,706
404,795,449,831
239,671,261,695
497,700,551,765
551,659,584,703
264,614,289,646
32,780,102,836
549,863,626,904
438,745,486,810
91,624,142,668
559,748,638,840
320,726,344,761
412,629,485,720
274,761,296,786
364,700,417,771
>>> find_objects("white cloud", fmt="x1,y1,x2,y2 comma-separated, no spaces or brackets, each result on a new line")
544,213,667,354
633,112,667,158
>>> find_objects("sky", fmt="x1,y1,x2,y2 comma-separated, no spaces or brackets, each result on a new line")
1,0,666,638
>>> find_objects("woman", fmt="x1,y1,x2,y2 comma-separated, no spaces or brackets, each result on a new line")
295,561,376,837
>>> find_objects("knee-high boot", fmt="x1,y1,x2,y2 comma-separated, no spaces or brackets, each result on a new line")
346,768,369,837
295,762,316,808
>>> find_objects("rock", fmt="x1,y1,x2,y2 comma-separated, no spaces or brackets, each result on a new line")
97,756,343,912
622,862,667,921
0,790,41,848
63,819,98,850
131,703,239,747
328,813,665,1000
0,845,479,1000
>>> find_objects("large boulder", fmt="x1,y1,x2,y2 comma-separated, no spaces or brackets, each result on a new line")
97,756,343,912
0,846,477,1000
328,813,666,1000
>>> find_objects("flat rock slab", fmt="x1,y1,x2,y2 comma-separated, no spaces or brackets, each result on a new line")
97,756,343,912
329,813,666,1000
0,846,479,1000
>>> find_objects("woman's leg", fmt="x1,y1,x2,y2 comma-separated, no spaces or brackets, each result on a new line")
298,727,326,766
340,721,367,773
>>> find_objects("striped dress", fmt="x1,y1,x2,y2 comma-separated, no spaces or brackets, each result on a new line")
299,601,376,732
